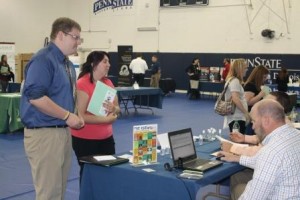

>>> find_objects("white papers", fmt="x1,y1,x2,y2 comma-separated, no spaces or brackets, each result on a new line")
118,154,133,163
293,123,300,129
93,155,116,161
142,168,156,173
118,154,132,159
210,151,220,157
157,133,170,149
215,135,249,147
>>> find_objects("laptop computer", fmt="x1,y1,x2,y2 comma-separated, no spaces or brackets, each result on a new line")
168,128,222,172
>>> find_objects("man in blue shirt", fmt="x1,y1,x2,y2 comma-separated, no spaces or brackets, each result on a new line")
20,17,84,200
149,55,161,88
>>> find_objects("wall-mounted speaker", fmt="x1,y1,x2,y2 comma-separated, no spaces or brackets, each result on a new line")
170,0,179,6
261,29,275,39
202,0,209,5
187,0,196,5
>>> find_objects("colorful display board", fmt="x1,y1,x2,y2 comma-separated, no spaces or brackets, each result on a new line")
132,124,157,165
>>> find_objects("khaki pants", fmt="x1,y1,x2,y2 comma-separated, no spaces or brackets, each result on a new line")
24,128,72,200
189,80,199,89
230,169,253,200
150,72,161,88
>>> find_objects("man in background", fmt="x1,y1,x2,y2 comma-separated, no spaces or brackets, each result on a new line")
221,58,230,81
149,55,161,88
129,53,148,86
20,17,84,200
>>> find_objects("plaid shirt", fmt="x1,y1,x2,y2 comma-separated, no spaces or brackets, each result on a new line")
239,124,300,200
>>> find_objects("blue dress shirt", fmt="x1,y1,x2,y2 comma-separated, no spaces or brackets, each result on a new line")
20,42,76,127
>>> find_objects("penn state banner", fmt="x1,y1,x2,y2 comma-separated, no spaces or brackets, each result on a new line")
117,45,132,86
93,0,133,13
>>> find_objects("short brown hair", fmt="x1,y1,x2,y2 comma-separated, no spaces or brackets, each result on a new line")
50,17,81,40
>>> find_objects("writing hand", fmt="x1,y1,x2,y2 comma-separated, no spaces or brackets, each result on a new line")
217,151,240,163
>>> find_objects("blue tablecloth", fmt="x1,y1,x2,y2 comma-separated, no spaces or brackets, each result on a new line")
116,87,164,114
199,81,224,93
80,140,244,200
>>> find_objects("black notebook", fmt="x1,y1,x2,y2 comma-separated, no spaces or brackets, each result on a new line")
79,155,129,167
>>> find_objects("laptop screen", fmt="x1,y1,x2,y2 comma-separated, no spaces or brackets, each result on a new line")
168,128,197,166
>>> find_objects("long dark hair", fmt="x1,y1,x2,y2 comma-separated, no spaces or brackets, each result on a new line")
78,51,110,83
278,68,288,80
1,55,8,65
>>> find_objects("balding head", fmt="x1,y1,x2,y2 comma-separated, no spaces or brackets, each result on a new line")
252,99,285,121
250,99,286,142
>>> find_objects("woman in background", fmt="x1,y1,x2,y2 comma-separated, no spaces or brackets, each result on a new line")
0,55,14,92
244,65,269,135
276,67,289,92
185,58,201,99
224,58,250,134
244,65,269,112
71,51,120,183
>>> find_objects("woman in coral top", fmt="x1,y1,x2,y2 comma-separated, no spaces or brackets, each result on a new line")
71,51,120,182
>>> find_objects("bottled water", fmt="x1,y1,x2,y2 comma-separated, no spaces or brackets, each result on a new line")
290,107,297,122
218,129,222,137
210,73,214,82
202,130,206,141
232,121,240,133
198,133,203,145
165,147,170,155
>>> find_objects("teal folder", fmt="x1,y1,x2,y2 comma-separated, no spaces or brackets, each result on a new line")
87,81,117,116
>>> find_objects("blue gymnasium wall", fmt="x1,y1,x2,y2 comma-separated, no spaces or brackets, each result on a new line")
108,52,300,90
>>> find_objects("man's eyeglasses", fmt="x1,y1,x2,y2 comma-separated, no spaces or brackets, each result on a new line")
63,31,82,41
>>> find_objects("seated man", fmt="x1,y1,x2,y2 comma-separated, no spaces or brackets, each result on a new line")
219,99,300,199
220,92,293,200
